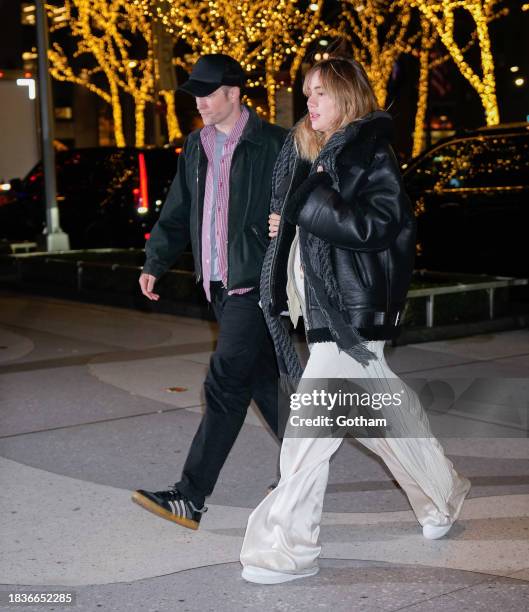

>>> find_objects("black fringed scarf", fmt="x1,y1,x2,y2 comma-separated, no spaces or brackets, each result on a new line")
260,123,378,387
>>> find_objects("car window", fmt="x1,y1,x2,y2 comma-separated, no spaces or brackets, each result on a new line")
407,133,529,192
57,150,138,198
461,134,529,188
21,149,178,205
407,140,472,192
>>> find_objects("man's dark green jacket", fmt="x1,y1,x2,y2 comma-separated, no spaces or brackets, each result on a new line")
143,107,288,289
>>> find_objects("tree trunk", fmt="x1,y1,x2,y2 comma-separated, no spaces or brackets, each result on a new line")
135,98,146,147
265,59,277,123
161,90,182,141
470,5,500,125
109,79,125,147
412,22,433,158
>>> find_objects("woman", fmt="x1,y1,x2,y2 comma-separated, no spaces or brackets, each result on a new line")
240,57,471,585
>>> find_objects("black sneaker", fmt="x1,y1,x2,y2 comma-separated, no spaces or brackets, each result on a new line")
131,486,207,530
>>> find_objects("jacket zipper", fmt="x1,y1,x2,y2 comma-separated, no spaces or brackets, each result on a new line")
383,249,390,313
269,149,299,309
225,145,240,291
195,143,201,283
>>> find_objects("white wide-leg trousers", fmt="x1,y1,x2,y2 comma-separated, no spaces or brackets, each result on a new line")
240,340,470,574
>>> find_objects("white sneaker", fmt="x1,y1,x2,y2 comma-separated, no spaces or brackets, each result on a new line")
241,564,319,584
422,523,454,539
422,477,471,540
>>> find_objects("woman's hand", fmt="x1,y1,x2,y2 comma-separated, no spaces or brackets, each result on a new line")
269,212,281,238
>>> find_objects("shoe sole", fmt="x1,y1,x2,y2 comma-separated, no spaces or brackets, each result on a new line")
131,491,199,530
242,565,319,584
422,477,472,540
423,523,453,540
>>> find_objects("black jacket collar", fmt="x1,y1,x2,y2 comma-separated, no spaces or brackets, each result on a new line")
343,110,394,143
239,105,266,146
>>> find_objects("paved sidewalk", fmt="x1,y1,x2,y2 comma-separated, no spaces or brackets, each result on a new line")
0,292,528,611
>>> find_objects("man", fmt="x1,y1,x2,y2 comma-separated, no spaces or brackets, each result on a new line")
131,54,287,530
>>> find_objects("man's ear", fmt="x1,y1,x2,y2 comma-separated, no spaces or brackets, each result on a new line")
230,86,241,102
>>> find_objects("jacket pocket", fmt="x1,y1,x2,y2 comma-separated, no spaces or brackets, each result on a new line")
350,251,370,289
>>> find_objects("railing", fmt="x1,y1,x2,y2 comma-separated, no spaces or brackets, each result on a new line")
408,275,528,327
9,242,37,253
6,251,529,330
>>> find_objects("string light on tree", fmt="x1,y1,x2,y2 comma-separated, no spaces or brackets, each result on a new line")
138,0,328,122
410,0,501,126
412,17,435,158
335,1,417,108
48,0,182,146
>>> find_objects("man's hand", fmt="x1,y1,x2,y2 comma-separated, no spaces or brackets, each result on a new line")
139,273,160,301
269,212,281,238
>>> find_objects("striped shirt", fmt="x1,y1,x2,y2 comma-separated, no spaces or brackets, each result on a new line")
200,106,253,302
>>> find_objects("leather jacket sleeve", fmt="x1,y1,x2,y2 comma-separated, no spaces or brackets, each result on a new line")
143,138,192,278
291,142,408,252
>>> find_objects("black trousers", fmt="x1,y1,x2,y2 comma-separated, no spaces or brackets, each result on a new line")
174,282,280,508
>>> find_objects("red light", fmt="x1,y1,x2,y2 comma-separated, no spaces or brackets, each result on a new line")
0,71,4,79
175,147,182,154
24,71,32,78
144,233,151,240
137,152,149,212
132,188,140,195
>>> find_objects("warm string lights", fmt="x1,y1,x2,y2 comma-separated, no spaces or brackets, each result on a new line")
407,1,505,155
161,90,182,141
333,2,430,155
136,0,328,122
46,0,505,152
335,1,416,108
331,1,439,155
48,0,127,146
48,0,182,146
410,0,501,127
337,1,502,154
412,18,435,158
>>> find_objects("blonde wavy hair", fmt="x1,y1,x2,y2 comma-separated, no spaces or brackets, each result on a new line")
294,57,380,161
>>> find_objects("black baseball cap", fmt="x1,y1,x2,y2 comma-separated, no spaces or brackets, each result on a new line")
178,54,246,97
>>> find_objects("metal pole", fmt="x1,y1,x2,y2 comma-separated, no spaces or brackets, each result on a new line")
426,294,435,328
488,287,495,319
35,0,70,251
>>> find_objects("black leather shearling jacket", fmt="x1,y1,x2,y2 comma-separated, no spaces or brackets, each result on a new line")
271,111,416,342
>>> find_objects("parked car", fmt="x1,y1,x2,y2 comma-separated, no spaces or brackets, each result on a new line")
3,127,528,280
403,123,529,278
0,146,181,249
